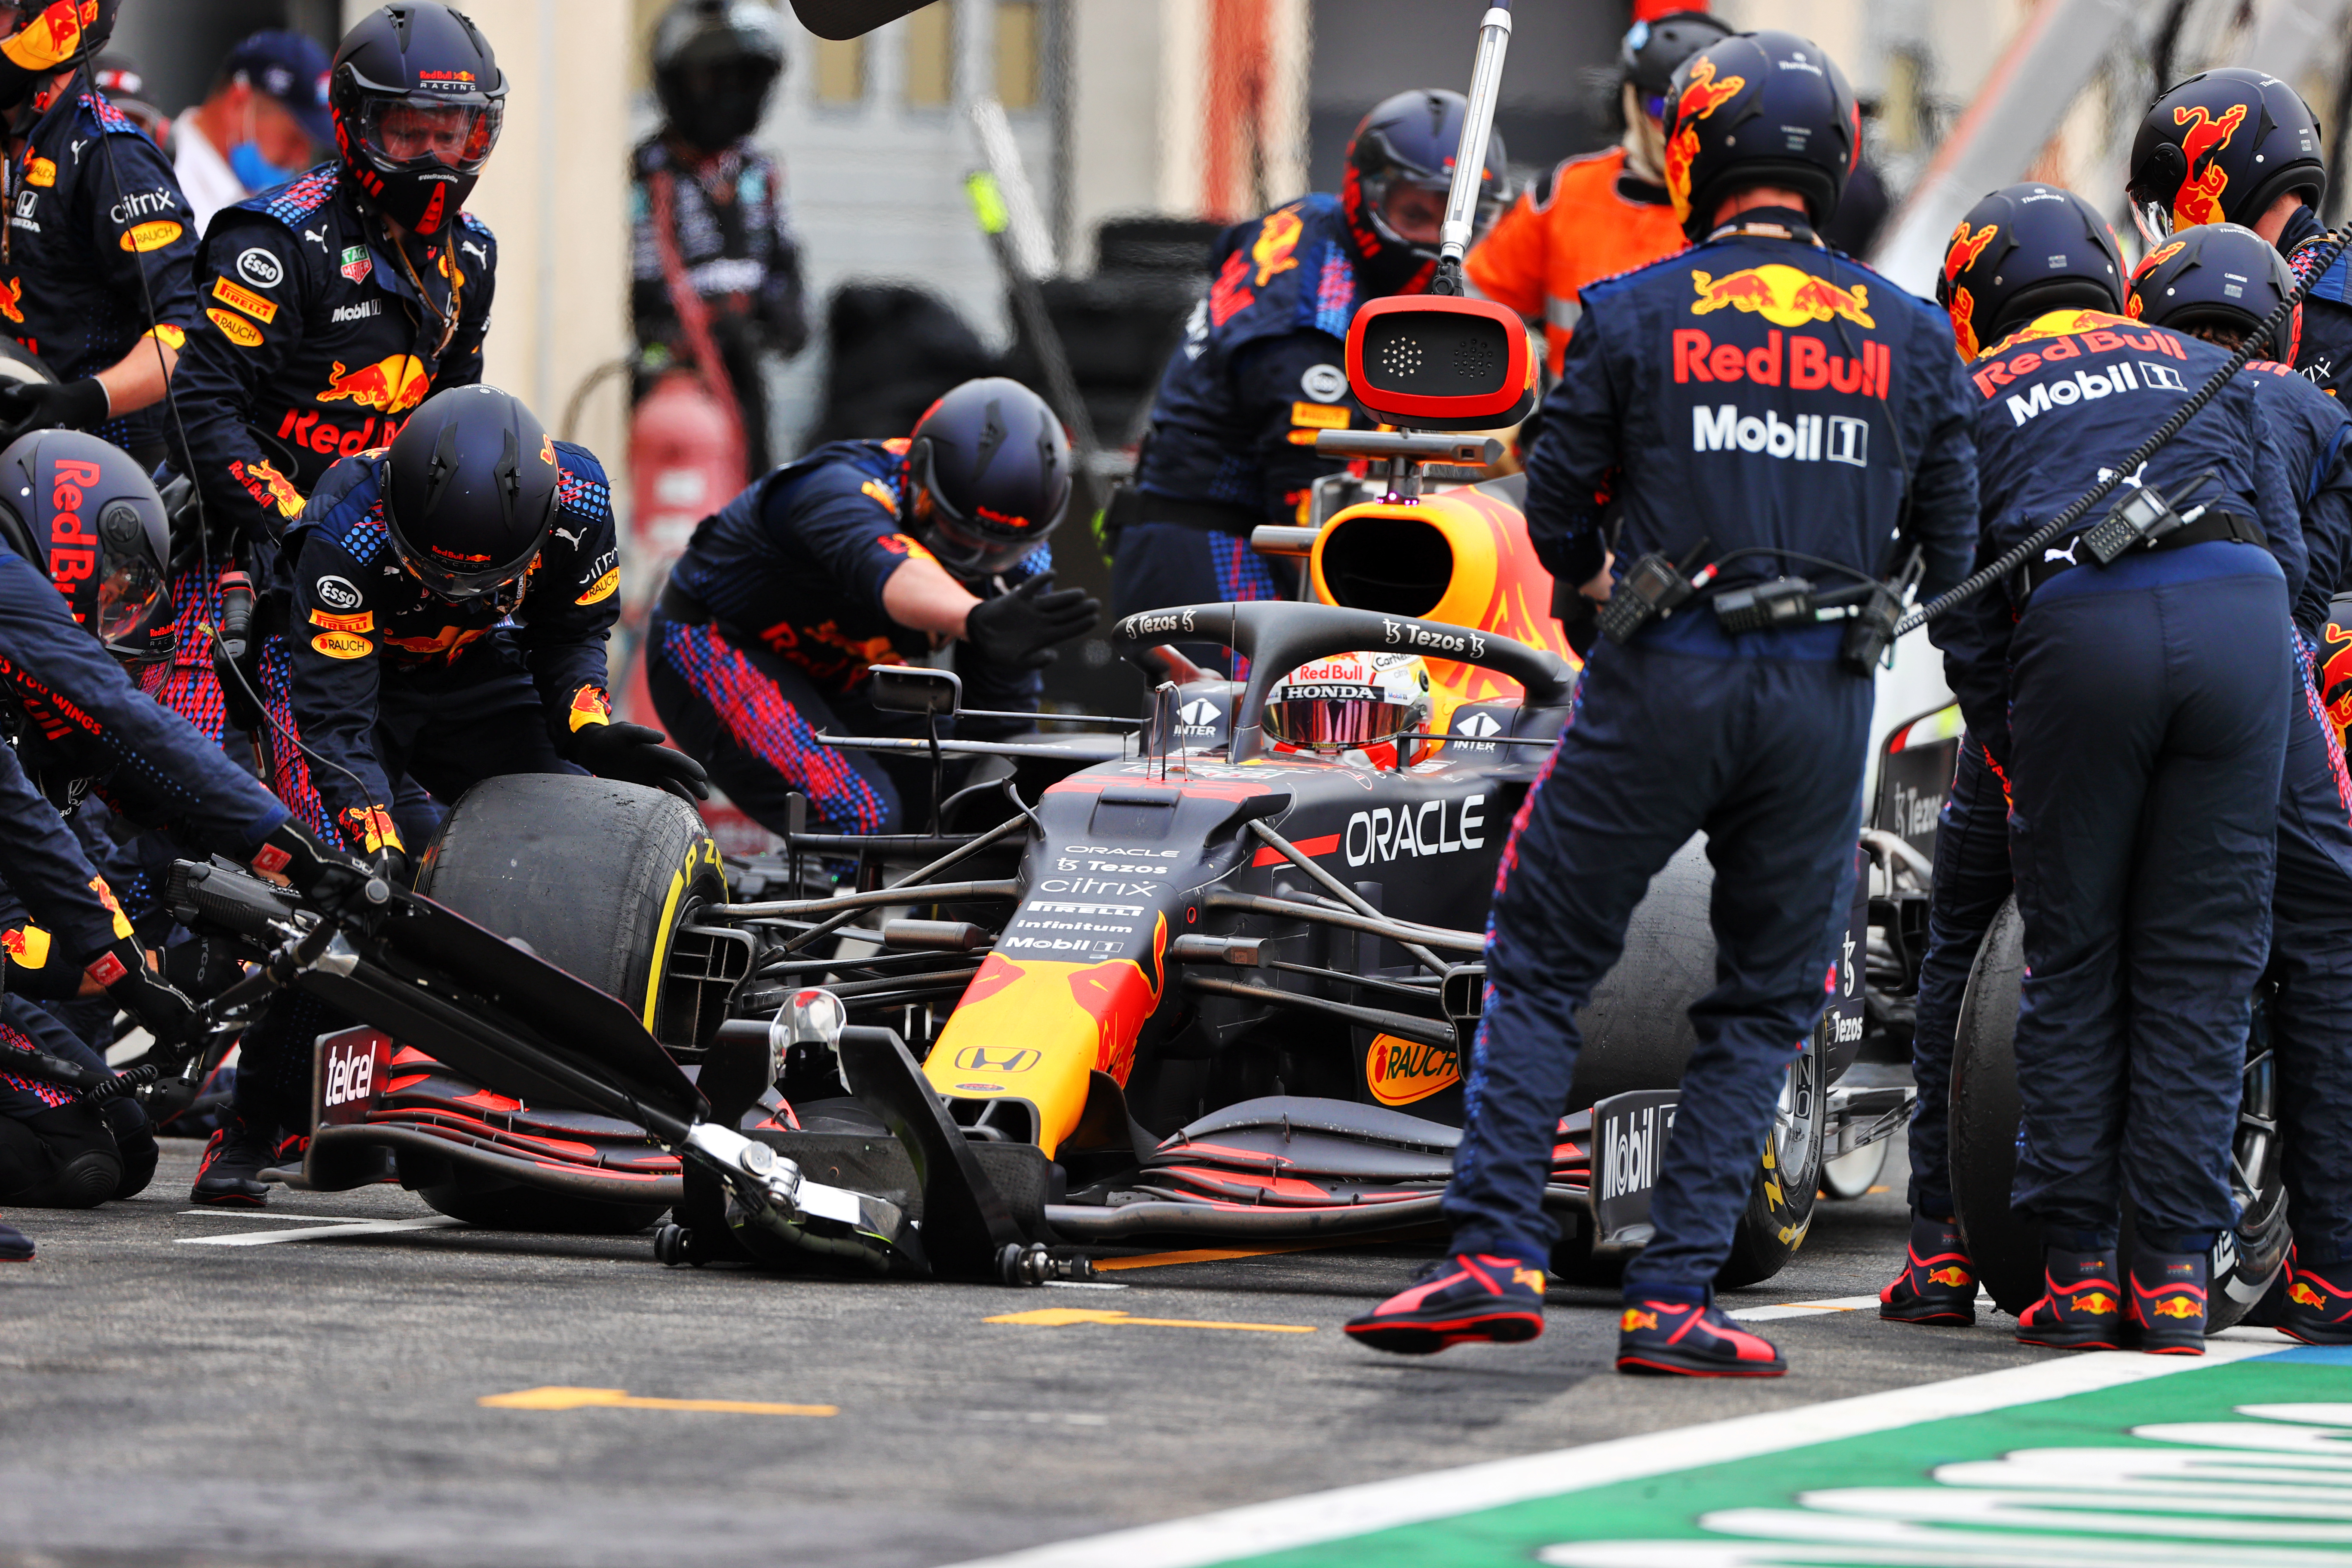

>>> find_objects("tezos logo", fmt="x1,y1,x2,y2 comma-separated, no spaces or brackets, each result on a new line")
237,247,284,289
1300,363,1349,402
314,574,362,611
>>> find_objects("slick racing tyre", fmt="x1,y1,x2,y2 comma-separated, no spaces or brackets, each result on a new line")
409,772,727,1234
1948,896,2287,1326
1715,1019,1826,1290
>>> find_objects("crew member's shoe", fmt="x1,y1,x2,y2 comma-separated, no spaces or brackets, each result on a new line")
1880,1214,1978,1326
0,1216,31,1262
2015,1245,2125,1350
2126,1246,2208,1355
1617,1293,1786,1378
189,1120,275,1207
1344,1253,1546,1354
2278,1254,2352,1345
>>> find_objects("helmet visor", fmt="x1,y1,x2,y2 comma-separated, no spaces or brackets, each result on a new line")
94,549,170,657
2131,197,2174,251
351,95,502,175
1262,685,1420,751
1363,171,1501,256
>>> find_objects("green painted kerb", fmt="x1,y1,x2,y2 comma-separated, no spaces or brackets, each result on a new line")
1230,1346,2352,1567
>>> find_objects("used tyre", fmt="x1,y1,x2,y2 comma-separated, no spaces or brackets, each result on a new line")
1949,895,2286,1327
409,772,726,1233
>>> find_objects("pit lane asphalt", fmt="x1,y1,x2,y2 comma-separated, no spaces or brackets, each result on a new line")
0,1133,2047,1568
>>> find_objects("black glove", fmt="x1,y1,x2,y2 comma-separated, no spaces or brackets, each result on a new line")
964,573,1102,672
85,939,202,1051
251,818,384,921
0,377,109,444
158,932,247,1001
566,720,712,802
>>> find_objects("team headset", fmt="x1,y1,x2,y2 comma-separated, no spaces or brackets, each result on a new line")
76,36,399,818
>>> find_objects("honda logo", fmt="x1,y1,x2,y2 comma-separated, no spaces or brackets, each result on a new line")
953,1047,1041,1073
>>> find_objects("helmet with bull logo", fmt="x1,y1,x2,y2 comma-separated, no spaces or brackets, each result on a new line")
2127,68,2324,248
1936,184,2123,361
1661,30,1857,241
0,429,173,664
2125,221,2301,364
380,385,559,609
0,1,119,111
331,3,506,238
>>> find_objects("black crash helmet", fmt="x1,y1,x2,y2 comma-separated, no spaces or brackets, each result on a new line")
2127,67,2324,246
2127,221,2301,364
1620,11,1733,110
1936,183,2123,360
1663,29,1856,240
0,430,173,664
0,0,119,111
652,0,786,153
381,385,559,608
331,3,506,238
1341,89,1507,281
904,377,1069,579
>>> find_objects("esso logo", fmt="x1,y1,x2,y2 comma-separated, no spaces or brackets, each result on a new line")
314,574,362,611
237,248,284,289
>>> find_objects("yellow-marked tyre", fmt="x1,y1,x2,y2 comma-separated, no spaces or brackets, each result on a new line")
408,772,724,1233
1715,1020,1825,1290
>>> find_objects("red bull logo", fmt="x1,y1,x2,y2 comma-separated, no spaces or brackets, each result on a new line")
339,805,402,856
1620,1308,1659,1332
233,458,305,521
1511,1268,1544,1293
1926,1265,1971,1288
2075,1290,2118,1316
1690,265,1874,329
1252,205,1303,288
318,355,430,415
0,276,24,326
1,4,89,73
1664,58,1745,222
2149,1296,2201,1320
567,685,611,733
1944,221,1999,356
2291,1280,2329,1309
2172,102,2249,227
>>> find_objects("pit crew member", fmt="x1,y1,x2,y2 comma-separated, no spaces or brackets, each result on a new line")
1464,10,1726,378
648,376,1096,837
634,0,806,476
1347,31,1980,1376
1936,188,2301,1354
1110,90,1504,640
202,386,705,1204
159,2,503,753
2126,67,2352,399
0,0,199,467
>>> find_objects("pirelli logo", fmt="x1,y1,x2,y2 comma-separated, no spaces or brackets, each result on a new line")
211,276,276,324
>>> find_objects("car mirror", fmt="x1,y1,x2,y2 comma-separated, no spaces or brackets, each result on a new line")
868,664,962,716
1346,296,1536,433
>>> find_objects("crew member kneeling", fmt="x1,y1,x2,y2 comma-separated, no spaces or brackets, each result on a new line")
1345,31,1979,1376
646,376,1098,838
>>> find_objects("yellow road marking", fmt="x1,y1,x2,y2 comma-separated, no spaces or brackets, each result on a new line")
984,1307,1315,1333
478,1386,837,1416
1094,1242,1352,1272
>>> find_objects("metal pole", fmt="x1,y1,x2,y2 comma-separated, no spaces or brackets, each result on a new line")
1434,4,1513,294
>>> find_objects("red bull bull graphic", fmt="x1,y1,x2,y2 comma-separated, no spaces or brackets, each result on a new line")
1943,220,2000,357
2075,1290,2118,1316
1690,265,1874,329
2147,1295,2201,1320
0,4,91,74
231,458,305,521
1620,1308,1660,1332
1663,57,1745,225
318,355,431,415
2291,1280,2330,1309
1927,1265,1971,1288
2171,102,2249,228
0,276,24,326
567,685,612,733
1251,204,1303,288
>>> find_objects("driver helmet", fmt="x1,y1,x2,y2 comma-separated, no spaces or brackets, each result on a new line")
331,3,506,238
381,385,560,610
1341,89,1507,292
1264,651,1433,771
0,1,118,111
0,430,173,664
905,377,1070,580
652,0,785,154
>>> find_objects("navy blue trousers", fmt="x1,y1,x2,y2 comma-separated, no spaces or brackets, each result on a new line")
1443,638,1871,1286
2006,550,2290,1248
1109,521,1293,677
1905,734,2012,1220
2272,629,2352,1265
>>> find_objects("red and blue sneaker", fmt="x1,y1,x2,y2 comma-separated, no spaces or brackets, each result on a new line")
0,1216,30,1262
2278,1254,2352,1346
1344,1253,1546,1355
2015,1245,2125,1350
1880,1214,1978,1326
2126,1246,2207,1355
1617,1292,1785,1377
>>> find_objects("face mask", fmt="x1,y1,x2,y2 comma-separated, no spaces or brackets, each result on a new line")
229,138,297,193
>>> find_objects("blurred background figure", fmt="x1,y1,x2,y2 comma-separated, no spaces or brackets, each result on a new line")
632,0,809,481
90,53,167,146
170,29,334,233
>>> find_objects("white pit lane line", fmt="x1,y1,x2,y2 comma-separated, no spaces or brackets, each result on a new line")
1726,1292,1886,1322
940,1342,2288,1568
177,1216,465,1246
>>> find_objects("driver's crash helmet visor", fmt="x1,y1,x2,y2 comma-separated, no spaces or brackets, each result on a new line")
1262,684,1420,750
350,95,502,175
95,550,169,651
1365,171,1500,251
